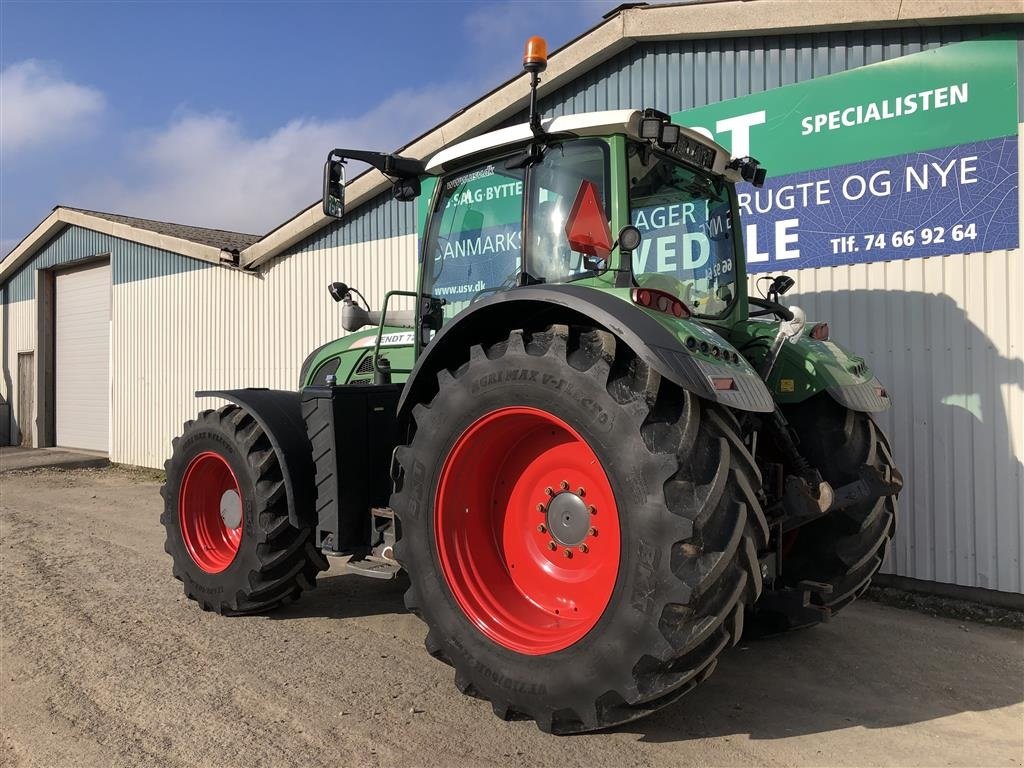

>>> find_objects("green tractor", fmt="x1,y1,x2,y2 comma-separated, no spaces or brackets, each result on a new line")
162,38,901,734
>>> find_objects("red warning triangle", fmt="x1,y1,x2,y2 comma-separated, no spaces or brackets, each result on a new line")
564,179,612,259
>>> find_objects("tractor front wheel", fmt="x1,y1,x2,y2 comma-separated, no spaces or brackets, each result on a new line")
161,404,327,614
392,325,767,733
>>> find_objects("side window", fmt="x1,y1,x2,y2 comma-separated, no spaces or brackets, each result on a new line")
423,159,524,319
526,141,611,284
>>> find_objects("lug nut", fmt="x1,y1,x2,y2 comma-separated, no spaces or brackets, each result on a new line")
547,541,557,551
537,503,546,512
577,487,585,497
537,524,547,534
579,543,589,554
588,505,596,515
545,487,555,497
589,527,598,537
560,480,570,491
563,549,573,559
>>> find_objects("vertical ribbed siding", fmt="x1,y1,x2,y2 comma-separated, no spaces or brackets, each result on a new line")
0,294,37,443
287,189,416,255
3,224,212,302
764,246,1023,595
503,24,1021,123
110,232,419,470
2,22,1020,597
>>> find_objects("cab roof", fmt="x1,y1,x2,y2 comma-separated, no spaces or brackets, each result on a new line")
425,109,736,180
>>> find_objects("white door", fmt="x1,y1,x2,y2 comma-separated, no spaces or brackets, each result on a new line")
56,262,111,451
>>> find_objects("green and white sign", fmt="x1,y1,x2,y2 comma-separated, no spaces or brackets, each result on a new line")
672,37,1019,271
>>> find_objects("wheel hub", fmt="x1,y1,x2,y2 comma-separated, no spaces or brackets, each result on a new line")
219,489,242,530
545,491,589,546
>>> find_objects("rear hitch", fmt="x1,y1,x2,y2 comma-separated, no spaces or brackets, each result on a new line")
772,471,835,532
828,464,904,513
344,507,401,580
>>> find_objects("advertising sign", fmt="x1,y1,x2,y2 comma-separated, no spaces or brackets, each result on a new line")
418,37,1020,292
672,37,1020,272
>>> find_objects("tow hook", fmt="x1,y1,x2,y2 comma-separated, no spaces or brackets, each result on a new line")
828,464,904,513
778,474,835,532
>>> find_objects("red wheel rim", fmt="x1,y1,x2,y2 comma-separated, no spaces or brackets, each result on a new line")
435,406,621,655
178,451,244,574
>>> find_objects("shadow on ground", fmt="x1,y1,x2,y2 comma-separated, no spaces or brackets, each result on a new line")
272,571,409,621
267,572,1023,744
627,604,1023,743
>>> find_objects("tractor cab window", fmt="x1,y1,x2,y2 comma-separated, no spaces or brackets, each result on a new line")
526,141,611,284
423,158,524,319
628,143,738,318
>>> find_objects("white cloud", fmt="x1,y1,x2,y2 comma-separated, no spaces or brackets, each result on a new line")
86,84,474,235
0,61,105,153
61,2,618,237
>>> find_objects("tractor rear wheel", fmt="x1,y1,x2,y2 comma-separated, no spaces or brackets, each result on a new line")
161,404,327,614
391,325,767,733
751,395,898,633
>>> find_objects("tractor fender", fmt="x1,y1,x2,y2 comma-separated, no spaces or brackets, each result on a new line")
767,335,892,413
397,283,774,418
196,388,316,529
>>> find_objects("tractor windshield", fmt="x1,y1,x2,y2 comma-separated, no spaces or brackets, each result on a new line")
422,157,525,319
422,140,612,321
628,144,738,318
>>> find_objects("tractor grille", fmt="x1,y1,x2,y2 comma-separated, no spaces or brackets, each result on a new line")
355,354,375,375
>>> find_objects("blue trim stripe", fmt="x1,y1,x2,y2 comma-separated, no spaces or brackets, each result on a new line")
2,224,212,302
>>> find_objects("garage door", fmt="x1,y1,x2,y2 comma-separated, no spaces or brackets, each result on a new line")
56,262,111,452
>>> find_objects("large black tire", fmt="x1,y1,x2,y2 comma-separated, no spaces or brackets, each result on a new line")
391,325,767,733
751,394,898,633
160,404,327,614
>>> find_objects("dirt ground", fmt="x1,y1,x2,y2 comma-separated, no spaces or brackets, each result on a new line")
1,466,1022,768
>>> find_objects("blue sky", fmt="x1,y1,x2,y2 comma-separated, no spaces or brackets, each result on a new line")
0,0,614,251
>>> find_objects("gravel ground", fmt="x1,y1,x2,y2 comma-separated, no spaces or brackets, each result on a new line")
1,466,1022,768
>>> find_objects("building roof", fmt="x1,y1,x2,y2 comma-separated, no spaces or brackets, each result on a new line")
1,206,257,282
235,0,1023,269
62,208,260,252
2,0,1020,283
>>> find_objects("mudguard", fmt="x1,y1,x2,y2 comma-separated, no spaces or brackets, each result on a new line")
196,388,316,529
730,320,891,413
769,335,891,412
397,283,775,418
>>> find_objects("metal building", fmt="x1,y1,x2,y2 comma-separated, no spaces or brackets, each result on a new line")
1,0,1021,599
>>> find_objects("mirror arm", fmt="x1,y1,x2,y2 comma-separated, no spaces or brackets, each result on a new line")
327,148,424,179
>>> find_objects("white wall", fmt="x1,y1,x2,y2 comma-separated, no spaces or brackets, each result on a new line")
779,247,1023,594
1,299,37,446
110,233,417,469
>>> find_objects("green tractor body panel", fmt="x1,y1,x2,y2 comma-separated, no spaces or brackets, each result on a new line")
727,320,891,412
299,327,416,388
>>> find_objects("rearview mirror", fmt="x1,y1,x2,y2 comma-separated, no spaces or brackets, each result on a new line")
323,157,346,218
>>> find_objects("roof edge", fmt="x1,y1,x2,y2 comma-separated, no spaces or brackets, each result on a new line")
0,208,237,285
238,0,1023,269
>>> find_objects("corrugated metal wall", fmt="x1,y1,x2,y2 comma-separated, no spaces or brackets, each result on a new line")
1,22,1020,594
111,232,418,468
769,246,1023,594
515,23,1023,592
3,224,213,302
0,216,419,466
531,24,1021,119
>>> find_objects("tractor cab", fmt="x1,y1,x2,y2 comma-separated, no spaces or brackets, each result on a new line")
417,109,760,329
323,106,765,343
319,31,768,373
